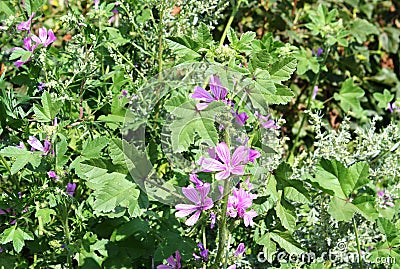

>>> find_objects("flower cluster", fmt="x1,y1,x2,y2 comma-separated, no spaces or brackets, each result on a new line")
13,13,56,67
227,186,258,227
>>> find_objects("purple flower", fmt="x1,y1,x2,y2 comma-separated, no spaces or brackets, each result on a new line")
312,48,323,57
0,208,11,214
199,142,250,180
255,112,279,130
234,243,245,257
31,27,56,47
66,183,76,196
227,265,236,269
38,82,45,91
193,243,208,261
12,37,37,67
175,183,214,226
189,173,203,187
243,210,258,227
16,12,35,31
157,250,181,269
191,75,229,110
234,110,248,126
16,142,26,149
47,171,59,180
387,102,400,113
94,0,100,10
312,86,318,100
227,187,258,227
210,212,216,229
0,247,3,252
108,8,119,24
248,149,261,163
118,90,128,99
27,136,52,155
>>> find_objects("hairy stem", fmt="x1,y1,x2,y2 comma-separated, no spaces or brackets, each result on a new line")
353,217,364,269
219,0,242,47
214,177,230,265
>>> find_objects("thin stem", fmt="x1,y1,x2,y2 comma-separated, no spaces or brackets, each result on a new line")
202,225,207,269
61,202,72,269
223,233,232,269
157,0,165,79
287,46,331,162
214,177,230,265
353,217,364,269
219,0,242,47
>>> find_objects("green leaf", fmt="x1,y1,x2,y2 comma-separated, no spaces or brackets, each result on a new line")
377,217,398,243
56,134,69,167
353,195,378,221
9,49,32,61
106,28,129,46
269,57,297,83
264,84,295,105
33,91,62,122
93,174,140,215
343,161,369,196
82,137,108,158
0,1,15,15
312,158,347,199
350,18,379,43
1,226,34,253
252,69,276,95
169,100,226,152
328,196,357,221
227,28,239,48
164,95,189,113
373,89,394,109
276,196,296,232
270,231,304,255
256,232,277,263
24,0,45,15
195,23,213,48
0,146,41,174
379,27,400,53
233,32,256,53
295,48,319,75
334,78,365,113
248,50,272,72
35,208,56,224
166,36,202,62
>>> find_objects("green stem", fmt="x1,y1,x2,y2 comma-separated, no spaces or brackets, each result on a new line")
157,0,165,79
353,217,364,269
287,46,331,162
223,233,232,269
214,177,230,265
61,203,72,269
0,155,11,173
219,0,242,47
202,225,207,269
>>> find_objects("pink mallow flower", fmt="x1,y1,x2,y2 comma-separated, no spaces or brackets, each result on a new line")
94,0,100,10
16,12,35,31
175,183,214,226
227,187,258,227
235,243,246,257
198,142,250,180
191,75,229,110
255,111,279,130
12,37,37,67
31,27,56,47
47,170,59,180
157,250,181,269
27,136,51,156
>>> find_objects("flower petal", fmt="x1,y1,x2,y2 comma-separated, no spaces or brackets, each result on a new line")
185,210,201,226
198,182,210,202
231,146,248,166
215,170,231,180
191,86,213,103
175,204,197,217
27,136,44,151
209,75,227,100
199,157,225,172
182,186,200,204
215,142,230,165
38,27,47,43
